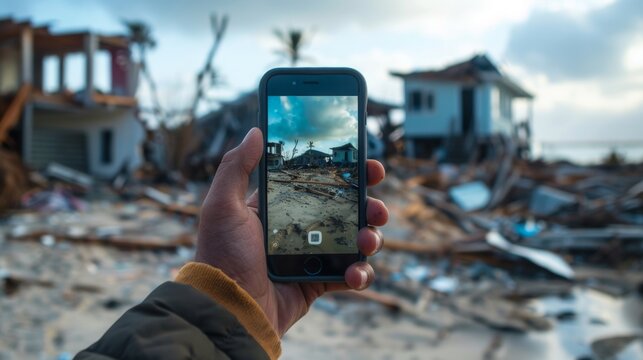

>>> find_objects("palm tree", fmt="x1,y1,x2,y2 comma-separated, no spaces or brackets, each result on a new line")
122,20,163,117
273,28,312,67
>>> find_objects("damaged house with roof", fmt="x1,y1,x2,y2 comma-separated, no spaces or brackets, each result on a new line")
392,54,533,162
290,149,331,167
0,18,143,178
331,143,357,165
266,141,284,169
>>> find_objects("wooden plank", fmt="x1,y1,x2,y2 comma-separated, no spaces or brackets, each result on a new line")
278,169,299,178
10,231,195,251
92,93,137,107
0,83,31,143
30,91,75,107
271,178,350,187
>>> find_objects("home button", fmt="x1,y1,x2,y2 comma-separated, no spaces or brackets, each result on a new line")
303,256,322,275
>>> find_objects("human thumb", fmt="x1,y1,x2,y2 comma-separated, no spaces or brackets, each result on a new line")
206,127,263,208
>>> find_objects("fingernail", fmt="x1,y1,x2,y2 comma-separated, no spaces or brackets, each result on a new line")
242,127,257,144
358,269,368,289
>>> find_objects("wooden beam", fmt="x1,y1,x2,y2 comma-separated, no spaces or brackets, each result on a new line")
98,35,129,49
0,83,31,143
92,93,137,107
9,231,195,251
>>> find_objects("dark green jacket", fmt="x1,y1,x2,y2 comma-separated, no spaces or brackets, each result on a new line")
76,263,281,360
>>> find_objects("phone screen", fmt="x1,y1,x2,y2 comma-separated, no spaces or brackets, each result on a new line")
266,95,359,255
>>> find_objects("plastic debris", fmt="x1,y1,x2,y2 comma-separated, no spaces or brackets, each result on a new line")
448,181,491,211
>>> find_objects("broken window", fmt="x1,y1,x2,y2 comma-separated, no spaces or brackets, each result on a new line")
100,129,113,164
64,54,86,92
94,50,111,93
43,55,59,93
409,91,422,111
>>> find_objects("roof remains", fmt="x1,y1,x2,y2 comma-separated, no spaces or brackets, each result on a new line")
297,149,331,158
0,17,129,53
331,143,357,151
391,54,533,98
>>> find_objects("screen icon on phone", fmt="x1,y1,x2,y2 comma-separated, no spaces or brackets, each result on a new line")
308,231,322,245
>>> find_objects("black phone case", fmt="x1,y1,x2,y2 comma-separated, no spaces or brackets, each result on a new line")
258,67,368,282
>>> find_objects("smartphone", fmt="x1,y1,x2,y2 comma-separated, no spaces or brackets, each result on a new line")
258,68,367,282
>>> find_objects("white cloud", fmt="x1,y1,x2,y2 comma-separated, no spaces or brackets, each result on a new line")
3,0,642,154
624,41,643,71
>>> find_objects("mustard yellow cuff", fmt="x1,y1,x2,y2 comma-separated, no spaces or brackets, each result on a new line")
175,262,281,359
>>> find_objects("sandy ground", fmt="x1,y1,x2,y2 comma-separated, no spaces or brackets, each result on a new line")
0,240,184,359
1,238,641,359
282,287,643,360
267,168,358,255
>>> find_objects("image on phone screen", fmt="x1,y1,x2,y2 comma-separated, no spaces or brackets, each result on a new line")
266,95,359,255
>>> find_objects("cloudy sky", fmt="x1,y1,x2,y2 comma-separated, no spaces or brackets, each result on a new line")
268,96,358,157
4,0,643,160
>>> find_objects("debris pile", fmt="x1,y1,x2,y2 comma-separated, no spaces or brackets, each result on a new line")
0,147,641,358
0,150,30,212
305,155,643,359
0,159,203,358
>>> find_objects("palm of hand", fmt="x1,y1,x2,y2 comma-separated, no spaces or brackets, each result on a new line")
195,128,387,336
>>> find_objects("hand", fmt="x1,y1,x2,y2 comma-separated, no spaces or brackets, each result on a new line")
195,128,388,336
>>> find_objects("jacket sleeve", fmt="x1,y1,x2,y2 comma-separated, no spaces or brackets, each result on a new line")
75,263,281,360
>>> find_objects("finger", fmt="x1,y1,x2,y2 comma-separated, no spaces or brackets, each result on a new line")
367,197,389,226
206,128,263,208
357,226,383,256
246,189,259,209
315,262,376,293
344,262,375,290
367,160,386,187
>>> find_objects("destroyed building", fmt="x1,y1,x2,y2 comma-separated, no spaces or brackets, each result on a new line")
189,92,257,172
366,98,401,159
0,17,143,178
392,54,533,162
331,143,357,165
289,149,331,167
266,141,284,169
